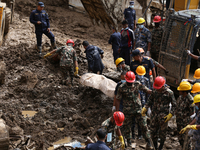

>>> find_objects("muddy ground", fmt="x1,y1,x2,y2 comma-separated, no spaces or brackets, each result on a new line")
0,0,184,149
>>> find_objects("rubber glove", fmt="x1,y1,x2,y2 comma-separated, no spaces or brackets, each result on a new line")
43,53,52,59
112,106,116,112
187,50,191,55
74,67,79,76
118,136,125,150
164,113,173,122
141,107,147,116
179,125,197,134
146,51,151,57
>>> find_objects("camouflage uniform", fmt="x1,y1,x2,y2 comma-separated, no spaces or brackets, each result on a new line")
116,81,151,141
151,27,163,61
145,87,176,149
193,110,200,150
175,93,194,147
102,117,116,133
122,65,130,72
134,27,151,53
55,45,77,82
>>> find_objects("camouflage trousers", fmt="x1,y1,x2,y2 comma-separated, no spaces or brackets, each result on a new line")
150,114,168,148
176,117,190,147
121,112,151,141
60,66,74,83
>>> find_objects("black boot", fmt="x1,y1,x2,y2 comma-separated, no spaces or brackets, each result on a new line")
158,140,165,150
153,141,158,150
51,42,57,49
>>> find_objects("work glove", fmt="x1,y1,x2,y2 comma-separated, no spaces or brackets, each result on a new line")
141,107,147,116
187,50,191,55
164,113,173,122
118,136,125,150
74,67,79,76
146,51,151,57
43,53,52,59
181,79,188,82
179,125,197,134
112,106,116,112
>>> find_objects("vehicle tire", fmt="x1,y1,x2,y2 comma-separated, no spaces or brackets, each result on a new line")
0,11,5,46
4,7,11,35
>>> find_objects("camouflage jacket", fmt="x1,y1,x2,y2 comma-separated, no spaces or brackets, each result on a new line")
151,27,163,53
116,81,151,114
145,87,176,117
56,46,77,67
175,93,194,121
101,117,117,133
134,27,151,52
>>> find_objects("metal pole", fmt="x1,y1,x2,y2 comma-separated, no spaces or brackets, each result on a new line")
142,0,153,18
186,0,191,10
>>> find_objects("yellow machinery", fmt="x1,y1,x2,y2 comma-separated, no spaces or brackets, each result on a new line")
174,0,199,11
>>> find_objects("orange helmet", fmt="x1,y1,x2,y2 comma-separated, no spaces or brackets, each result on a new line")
136,47,144,54
66,39,75,47
113,111,125,126
153,76,166,89
125,71,135,83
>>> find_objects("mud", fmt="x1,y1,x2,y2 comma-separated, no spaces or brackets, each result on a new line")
0,0,183,149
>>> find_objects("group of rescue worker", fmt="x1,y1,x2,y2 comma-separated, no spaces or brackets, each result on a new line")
29,1,200,150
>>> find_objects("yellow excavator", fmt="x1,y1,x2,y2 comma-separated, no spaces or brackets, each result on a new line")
0,0,14,46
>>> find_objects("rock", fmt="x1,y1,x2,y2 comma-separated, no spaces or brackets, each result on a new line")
0,61,6,85
10,126,24,136
166,144,173,149
81,118,90,129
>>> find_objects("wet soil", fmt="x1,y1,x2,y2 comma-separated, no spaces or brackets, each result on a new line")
0,0,183,149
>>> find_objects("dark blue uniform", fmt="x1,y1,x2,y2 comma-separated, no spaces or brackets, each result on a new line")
85,141,111,150
84,45,104,74
30,9,55,47
120,28,135,66
130,57,154,80
108,32,121,62
124,7,136,30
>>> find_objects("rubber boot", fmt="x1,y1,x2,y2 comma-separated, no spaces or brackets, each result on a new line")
158,140,165,150
51,42,57,49
153,141,158,150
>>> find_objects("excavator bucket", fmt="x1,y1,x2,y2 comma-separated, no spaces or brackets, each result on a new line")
80,0,128,30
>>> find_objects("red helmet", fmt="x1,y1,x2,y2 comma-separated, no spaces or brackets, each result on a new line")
125,71,135,83
153,15,161,23
66,39,75,47
113,111,125,126
153,76,165,89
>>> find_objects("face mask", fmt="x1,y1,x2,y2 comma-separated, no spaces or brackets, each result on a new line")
196,106,199,111
137,75,144,79
130,5,134,9
138,24,144,29
121,80,126,83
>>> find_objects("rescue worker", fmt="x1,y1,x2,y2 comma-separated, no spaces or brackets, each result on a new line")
151,16,163,62
30,2,56,55
44,39,78,85
180,94,200,150
138,47,168,74
82,41,104,74
130,49,156,81
123,1,136,30
134,18,151,56
187,50,200,61
191,83,200,96
108,27,121,63
132,65,150,140
141,76,176,150
176,81,194,148
119,20,135,66
85,128,111,150
115,58,130,72
112,71,126,112
102,111,125,149
115,71,153,148
187,68,200,84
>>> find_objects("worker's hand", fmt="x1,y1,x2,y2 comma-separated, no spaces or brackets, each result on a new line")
74,67,79,76
179,125,197,134
47,28,50,33
112,106,116,112
141,107,147,116
164,113,173,122
134,25,137,30
118,136,125,150
37,21,41,24
181,79,188,82
43,53,52,59
146,51,151,57
187,50,191,55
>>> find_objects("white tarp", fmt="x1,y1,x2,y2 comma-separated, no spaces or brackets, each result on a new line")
80,73,117,98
